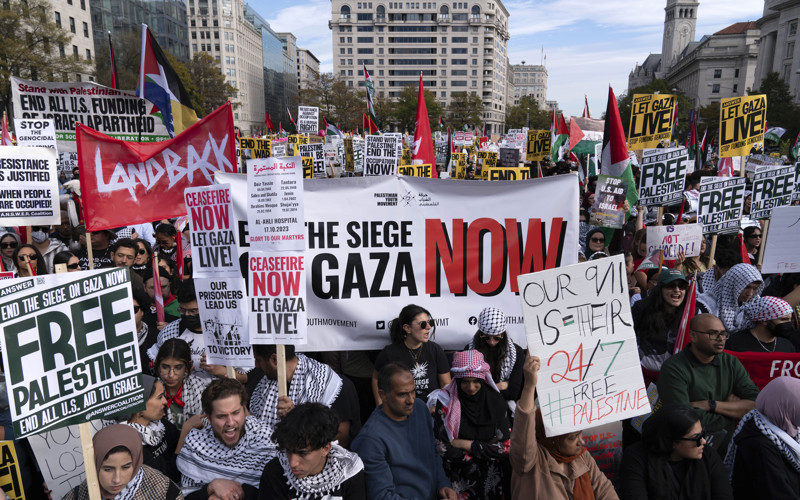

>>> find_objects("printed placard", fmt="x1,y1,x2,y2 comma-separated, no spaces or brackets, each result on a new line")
526,130,551,161
451,152,467,179
364,134,400,176
498,147,519,169
750,165,795,220
14,118,58,153
698,176,746,234
238,137,271,158
298,143,325,178
477,151,498,180
628,94,675,149
0,441,25,500
249,251,307,345
646,224,703,259
0,268,144,438
398,164,433,177
489,167,530,181
590,175,628,229
195,277,252,367
184,184,240,278
297,106,319,134
0,146,60,226
638,147,688,207
246,157,306,251
719,95,766,158
517,255,650,435
761,206,800,274
793,163,800,201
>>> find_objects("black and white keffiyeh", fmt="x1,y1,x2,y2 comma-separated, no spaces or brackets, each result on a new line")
113,466,144,500
697,263,763,332
137,322,150,346
250,354,342,427
466,338,516,382
178,416,277,493
278,443,363,499
165,374,211,426
126,420,165,447
724,409,800,479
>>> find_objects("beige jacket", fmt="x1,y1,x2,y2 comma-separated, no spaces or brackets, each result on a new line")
510,404,619,500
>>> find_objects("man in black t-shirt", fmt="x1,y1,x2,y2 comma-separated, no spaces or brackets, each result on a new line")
76,228,116,270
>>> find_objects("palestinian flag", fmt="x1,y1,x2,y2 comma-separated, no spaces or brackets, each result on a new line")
601,86,638,216
551,113,569,162
287,108,297,134
792,130,800,160
673,276,697,354
412,73,437,178
765,126,786,143
108,32,118,89
325,117,345,139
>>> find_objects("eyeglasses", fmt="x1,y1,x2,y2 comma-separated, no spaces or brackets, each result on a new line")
66,263,81,270
590,237,605,243
18,254,37,261
663,281,688,290
675,429,707,447
747,234,762,239
137,248,147,255
417,320,434,329
133,305,141,313
1,242,18,249
159,364,186,374
691,329,730,340
178,307,200,316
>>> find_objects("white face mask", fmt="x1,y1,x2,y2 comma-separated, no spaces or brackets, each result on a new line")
32,231,47,243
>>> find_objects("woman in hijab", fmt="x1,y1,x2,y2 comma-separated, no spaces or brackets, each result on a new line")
63,424,182,500
429,350,511,499
696,263,763,333
464,307,524,405
620,405,732,500
725,376,800,499
584,228,607,259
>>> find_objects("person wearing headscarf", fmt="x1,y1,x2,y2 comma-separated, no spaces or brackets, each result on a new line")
726,296,796,353
584,227,607,260
619,405,732,500
63,424,182,500
463,307,524,405
696,263,763,333
510,355,618,500
0,231,20,273
725,377,800,499
428,350,511,499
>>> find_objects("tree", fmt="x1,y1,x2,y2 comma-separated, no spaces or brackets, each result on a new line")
187,52,238,116
392,84,443,133
446,92,483,129
373,92,396,131
505,96,550,130
696,101,719,139
751,72,800,147
616,79,692,143
298,72,363,131
0,0,89,115
95,29,140,91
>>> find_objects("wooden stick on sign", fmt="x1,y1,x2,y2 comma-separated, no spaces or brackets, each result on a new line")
277,344,288,397
708,234,718,270
86,232,95,271
757,220,769,268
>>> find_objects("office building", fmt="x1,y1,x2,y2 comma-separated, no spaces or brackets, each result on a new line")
53,0,95,81
510,63,547,108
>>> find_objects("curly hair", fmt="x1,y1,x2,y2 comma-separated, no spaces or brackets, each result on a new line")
272,403,339,452
201,378,248,416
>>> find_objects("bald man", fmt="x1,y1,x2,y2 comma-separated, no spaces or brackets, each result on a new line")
657,313,759,455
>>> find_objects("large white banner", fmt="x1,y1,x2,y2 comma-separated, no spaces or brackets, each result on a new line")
0,146,60,226
246,157,306,251
517,255,650,436
217,173,578,351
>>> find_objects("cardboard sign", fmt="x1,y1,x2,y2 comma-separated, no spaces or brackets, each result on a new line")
184,184,240,278
298,143,325,178
0,441,25,500
196,277,252,367
697,176,746,235
398,164,433,177
0,146,60,226
638,147,688,207
489,167,530,181
526,130,551,162
246,157,306,251
517,255,650,435
646,224,703,259
750,165,795,220
761,206,800,273
297,106,319,134
719,95,766,158
0,268,144,438
628,94,675,149
590,175,628,229
249,251,307,345
364,135,399,176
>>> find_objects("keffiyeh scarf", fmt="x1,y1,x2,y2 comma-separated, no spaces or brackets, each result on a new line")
250,354,342,427
466,338,516,382
724,409,800,479
279,444,363,499
697,263,763,332
126,420,166,447
165,375,210,425
113,466,144,500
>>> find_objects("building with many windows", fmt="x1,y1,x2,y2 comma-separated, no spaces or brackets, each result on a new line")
753,0,800,101
276,32,300,114
510,63,547,108
329,0,511,133
52,0,95,81
297,48,320,89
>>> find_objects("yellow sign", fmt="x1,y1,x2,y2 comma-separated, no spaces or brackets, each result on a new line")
451,153,467,179
0,441,24,500
301,156,314,179
628,94,675,149
526,130,551,161
719,95,767,158
489,167,531,181
238,137,271,158
344,138,355,171
477,151,499,180
398,164,433,177
401,146,412,165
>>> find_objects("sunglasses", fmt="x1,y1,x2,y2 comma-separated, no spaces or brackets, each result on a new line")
137,248,147,255
417,320,435,329
480,333,504,342
747,234,762,239
66,263,80,270
675,429,707,447
133,305,141,313
18,254,37,261
1,242,18,249
590,237,605,243
31,226,49,232
663,281,688,290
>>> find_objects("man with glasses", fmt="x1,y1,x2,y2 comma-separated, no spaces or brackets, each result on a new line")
657,313,759,455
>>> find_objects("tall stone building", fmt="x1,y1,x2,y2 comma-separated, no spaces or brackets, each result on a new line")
510,63,547,108
328,0,511,133
297,48,320,89
52,0,95,81
753,0,800,101
660,0,698,75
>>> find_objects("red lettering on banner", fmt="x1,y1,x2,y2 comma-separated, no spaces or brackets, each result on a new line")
190,204,230,231
252,271,301,297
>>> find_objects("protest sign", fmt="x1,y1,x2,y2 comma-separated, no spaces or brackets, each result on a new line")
297,106,319,134
217,173,578,351
627,94,675,149
238,137,271,158
0,268,144,438
719,95,766,158
498,148,519,169
196,277,252,367
272,142,288,158
246,157,306,251
745,153,782,176
77,102,236,231
184,184,240,278
476,151,498,180
0,273,13,280
0,146,60,226
697,176,746,235
398,164,433,177
489,167,530,181
750,165,795,220
384,132,403,159
526,130,551,162
761,205,800,274
582,422,623,485
454,131,468,146
249,251,307,345
364,135,399,176
0,441,24,500
14,118,58,154
517,255,650,435
638,147,688,207
435,135,448,166
793,162,800,201
728,350,800,389
343,138,354,171
646,224,703,259
302,157,314,179
590,175,628,229
353,137,364,173
298,143,325,178
450,152,467,179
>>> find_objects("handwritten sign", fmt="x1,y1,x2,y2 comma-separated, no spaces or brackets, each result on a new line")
761,206,800,273
750,165,795,220
0,441,24,500
249,251,307,345
646,224,703,259
697,176,746,235
517,255,650,435
638,147,688,207
246,157,306,251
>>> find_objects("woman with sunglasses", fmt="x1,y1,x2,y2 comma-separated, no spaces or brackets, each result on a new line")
464,307,524,404
584,228,607,259
0,232,20,272
725,376,800,499
742,226,763,266
132,238,154,279
52,251,82,272
620,405,732,500
11,244,48,277
372,304,451,404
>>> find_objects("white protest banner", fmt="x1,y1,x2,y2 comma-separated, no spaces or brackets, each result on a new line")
298,143,325,178
297,106,319,134
217,172,578,351
249,251,307,345
0,268,143,438
10,77,170,171
364,134,400,176
750,165,795,220
14,118,58,154
638,147,688,207
698,176,746,235
590,175,628,229
195,277,253,367
0,146,60,226
246,157,306,251
761,206,800,274
28,419,104,500
184,184,240,278
517,255,650,435
646,224,703,259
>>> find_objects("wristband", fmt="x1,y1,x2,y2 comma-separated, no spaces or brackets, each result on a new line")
708,400,717,414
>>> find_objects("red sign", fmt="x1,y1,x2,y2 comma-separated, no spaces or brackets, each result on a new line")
76,103,236,231
727,350,800,389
